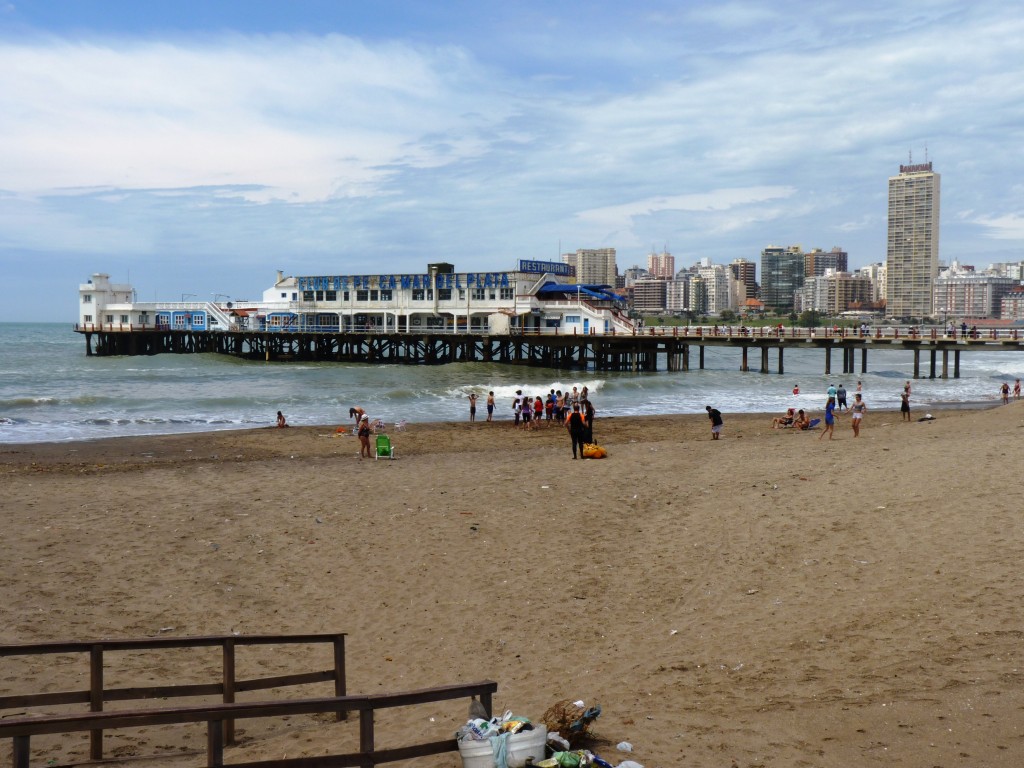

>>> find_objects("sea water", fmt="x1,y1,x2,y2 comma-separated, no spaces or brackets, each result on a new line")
1,322,1020,444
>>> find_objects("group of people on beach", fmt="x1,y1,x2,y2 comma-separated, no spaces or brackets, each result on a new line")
464,386,598,459
773,380,868,440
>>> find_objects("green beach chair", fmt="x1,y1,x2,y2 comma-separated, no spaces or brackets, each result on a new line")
375,434,394,460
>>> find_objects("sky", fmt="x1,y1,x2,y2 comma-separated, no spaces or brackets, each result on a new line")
1,1,1023,321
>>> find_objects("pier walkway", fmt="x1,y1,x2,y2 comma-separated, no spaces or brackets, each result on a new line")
73,323,1024,377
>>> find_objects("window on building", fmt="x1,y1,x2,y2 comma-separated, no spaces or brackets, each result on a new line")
120,315,129,324
82,294,92,303
326,290,337,301
291,292,298,300
500,287,515,300
303,291,314,301
489,291,497,300
356,290,369,301
458,289,465,300
84,314,93,323
370,290,379,301
139,313,149,324
315,290,325,301
380,289,392,301
438,288,452,301
412,289,425,301
342,291,350,301
281,292,287,298
566,315,581,323
472,288,486,300
105,314,114,323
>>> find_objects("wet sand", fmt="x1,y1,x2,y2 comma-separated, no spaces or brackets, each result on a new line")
2,403,1024,767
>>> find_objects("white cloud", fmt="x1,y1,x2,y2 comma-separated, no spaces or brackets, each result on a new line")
0,34,509,202
972,214,1024,240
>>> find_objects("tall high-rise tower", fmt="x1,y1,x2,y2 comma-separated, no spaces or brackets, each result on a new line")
886,160,940,319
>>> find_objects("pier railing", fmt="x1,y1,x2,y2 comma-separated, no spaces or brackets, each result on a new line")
74,321,1022,341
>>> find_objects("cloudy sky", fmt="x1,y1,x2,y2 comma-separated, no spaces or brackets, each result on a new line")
1,0,1023,320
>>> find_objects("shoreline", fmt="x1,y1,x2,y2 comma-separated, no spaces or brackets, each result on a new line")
0,398,1005,463
0,402,1001,473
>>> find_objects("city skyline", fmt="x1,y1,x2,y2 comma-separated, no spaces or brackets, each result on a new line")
2,1,1024,321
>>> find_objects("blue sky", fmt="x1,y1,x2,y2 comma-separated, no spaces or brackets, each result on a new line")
1,1,1023,320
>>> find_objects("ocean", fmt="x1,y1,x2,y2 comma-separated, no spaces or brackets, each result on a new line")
1,322,1020,444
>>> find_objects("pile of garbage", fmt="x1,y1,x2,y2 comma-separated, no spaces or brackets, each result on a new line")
535,751,642,768
456,698,642,768
457,709,536,742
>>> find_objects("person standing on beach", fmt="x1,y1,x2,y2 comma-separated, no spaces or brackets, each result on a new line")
836,383,848,412
705,405,723,440
566,403,587,459
1000,382,1011,405
512,390,522,427
349,406,365,426
357,415,372,458
819,400,836,440
850,393,867,437
1015,379,1021,400
793,384,800,396
826,383,837,407
582,398,595,443
486,391,495,422
467,392,478,422
900,389,911,421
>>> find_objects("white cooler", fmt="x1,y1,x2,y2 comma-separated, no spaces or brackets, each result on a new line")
457,726,546,768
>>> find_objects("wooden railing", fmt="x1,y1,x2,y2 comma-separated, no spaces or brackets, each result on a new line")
0,633,346,761
0,681,498,768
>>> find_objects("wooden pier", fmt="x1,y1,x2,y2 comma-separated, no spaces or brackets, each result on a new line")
74,324,1024,377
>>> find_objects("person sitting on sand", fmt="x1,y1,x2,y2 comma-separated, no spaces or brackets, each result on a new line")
792,409,810,430
276,411,289,428
772,408,795,429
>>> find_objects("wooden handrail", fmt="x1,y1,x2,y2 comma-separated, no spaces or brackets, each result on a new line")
1,682,498,768
0,633,347,759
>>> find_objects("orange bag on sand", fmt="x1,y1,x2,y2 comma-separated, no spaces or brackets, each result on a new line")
582,443,607,459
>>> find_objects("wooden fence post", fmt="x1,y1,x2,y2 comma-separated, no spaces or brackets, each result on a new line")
207,720,224,767
359,708,375,768
222,638,236,745
13,734,30,768
90,644,104,760
334,634,347,721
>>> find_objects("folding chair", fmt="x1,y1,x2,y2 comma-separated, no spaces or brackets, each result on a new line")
394,420,407,432
375,434,395,460
372,418,386,434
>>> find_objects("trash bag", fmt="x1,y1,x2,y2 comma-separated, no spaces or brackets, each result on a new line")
541,700,601,747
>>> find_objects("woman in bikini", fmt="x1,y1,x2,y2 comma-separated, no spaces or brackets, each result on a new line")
850,393,867,437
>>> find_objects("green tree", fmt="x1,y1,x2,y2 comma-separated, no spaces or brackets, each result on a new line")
798,309,822,328
718,309,737,322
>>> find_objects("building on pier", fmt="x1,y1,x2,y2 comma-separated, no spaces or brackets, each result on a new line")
78,261,634,336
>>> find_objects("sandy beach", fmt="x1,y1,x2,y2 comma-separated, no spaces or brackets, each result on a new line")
3,402,1024,768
